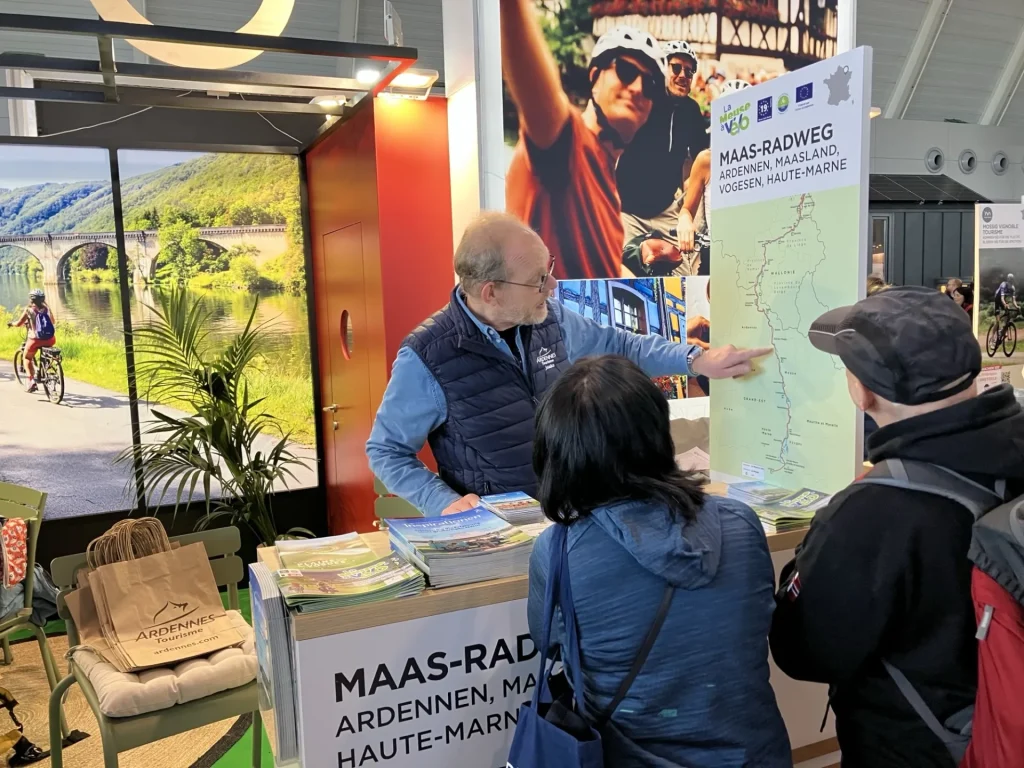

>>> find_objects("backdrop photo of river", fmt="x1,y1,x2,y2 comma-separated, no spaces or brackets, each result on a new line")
0,146,317,519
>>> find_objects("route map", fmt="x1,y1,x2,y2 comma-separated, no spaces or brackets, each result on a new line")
708,46,869,495
710,184,861,493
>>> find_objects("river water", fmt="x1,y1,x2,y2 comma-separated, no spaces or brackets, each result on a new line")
0,273,312,363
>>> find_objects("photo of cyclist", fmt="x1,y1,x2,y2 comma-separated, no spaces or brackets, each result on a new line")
502,0,667,279
617,40,710,245
976,255,1024,366
6,288,56,393
677,79,752,277
995,272,1018,317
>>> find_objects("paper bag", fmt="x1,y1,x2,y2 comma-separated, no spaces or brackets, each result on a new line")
91,542,243,670
64,582,119,667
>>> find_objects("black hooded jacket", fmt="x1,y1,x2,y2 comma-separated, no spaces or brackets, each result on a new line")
770,384,1024,768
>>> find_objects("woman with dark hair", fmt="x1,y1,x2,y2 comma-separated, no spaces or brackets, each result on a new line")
529,355,791,767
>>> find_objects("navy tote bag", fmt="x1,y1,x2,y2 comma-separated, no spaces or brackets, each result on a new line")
507,525,673,768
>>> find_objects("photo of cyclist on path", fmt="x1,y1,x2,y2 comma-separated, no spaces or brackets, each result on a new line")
6,289,56,393
502,0,679,279
995,273,1018,318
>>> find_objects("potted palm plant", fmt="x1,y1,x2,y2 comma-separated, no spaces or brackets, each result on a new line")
117,288,311,547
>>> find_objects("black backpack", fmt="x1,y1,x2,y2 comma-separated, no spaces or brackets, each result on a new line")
857,458,1024,765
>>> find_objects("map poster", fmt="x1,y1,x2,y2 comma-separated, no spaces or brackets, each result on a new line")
974,203,1024,387
709,47,872,494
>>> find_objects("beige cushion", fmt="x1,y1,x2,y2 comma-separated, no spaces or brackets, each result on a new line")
72,610,256,718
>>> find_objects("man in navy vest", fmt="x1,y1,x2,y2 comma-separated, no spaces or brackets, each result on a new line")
366,212,771,516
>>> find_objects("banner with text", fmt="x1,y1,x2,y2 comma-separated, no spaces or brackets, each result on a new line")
974,203,1024,386
709,47,871,494
294,600,534,768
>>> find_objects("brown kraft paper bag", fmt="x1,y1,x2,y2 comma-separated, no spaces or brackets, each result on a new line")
92,542,243,670
64,582,120,667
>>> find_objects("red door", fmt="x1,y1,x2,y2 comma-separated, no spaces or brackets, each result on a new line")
320,224,374,532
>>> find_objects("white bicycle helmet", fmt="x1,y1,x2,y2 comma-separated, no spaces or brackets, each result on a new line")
719,78,752,97
1009,273,1016,281
663,40,697,68
590,26,666,76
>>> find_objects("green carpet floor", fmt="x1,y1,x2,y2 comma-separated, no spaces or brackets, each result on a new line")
9,589,276,767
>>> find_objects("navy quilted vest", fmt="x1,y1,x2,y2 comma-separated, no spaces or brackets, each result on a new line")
404,288,570,499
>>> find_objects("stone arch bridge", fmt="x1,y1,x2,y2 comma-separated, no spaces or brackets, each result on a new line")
0,225,287,284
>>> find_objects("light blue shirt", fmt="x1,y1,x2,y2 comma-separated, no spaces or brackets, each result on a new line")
365,292,699,516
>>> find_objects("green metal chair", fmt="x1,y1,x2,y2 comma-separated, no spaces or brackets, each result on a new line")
0,482,62,694
48,526,262,768
373,476,421,526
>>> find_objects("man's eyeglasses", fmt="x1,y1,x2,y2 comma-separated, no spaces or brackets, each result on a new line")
492,258,556,294
611,57,660,100
669,61,695,78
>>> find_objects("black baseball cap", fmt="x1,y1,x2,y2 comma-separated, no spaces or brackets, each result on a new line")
808,285,981,405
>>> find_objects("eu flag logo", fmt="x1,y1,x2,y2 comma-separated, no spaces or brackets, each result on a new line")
796,83,813,103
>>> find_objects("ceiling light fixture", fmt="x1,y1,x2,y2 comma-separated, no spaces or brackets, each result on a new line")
356,69,381,85
870,106,881,118
311,95,347,109
380,68,439,101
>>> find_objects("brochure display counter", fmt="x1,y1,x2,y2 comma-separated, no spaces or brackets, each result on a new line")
254,495,836,767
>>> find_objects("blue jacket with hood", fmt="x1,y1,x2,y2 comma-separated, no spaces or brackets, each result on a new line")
528,495,792,767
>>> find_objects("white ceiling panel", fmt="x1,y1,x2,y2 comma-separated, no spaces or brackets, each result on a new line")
902,1,1021,122
857,0,932,110
358,0,444,76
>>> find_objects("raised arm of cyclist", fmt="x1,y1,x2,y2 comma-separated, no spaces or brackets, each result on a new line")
677,148,710,252
500,0,569,150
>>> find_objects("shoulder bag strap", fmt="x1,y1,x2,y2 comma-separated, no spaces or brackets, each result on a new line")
558,530,591,718
594,584,675,728
529,524,566,711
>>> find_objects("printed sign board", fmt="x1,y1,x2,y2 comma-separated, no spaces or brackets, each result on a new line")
709,47,872,493
294,600,534,768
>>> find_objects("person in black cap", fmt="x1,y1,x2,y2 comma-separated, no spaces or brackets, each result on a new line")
769,285,1024,768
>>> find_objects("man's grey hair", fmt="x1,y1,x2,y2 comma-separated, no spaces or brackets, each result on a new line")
455,211,537,296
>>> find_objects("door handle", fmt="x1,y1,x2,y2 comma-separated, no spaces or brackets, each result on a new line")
323,404,338,413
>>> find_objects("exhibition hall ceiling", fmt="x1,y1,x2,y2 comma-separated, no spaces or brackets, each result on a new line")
0,0,443,134
860,0,1024,128
3,0,1024,132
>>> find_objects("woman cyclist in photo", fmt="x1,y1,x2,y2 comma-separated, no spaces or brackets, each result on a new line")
6,289,56,393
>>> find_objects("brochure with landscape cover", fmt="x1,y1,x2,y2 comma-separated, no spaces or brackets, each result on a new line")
747,488,831,533
386,508,534,588
272,536,424,612
727,481,798,506
275,533,378,571
480,492,544,524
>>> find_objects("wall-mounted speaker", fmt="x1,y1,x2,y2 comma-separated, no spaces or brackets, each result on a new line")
925,147,944,173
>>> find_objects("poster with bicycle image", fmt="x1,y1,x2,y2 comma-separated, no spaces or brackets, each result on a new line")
500,0,846,281
975,203,1024,390
0,144,316,520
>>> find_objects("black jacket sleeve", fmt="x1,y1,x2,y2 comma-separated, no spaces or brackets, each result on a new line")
682,97,710,157
769,485,909,685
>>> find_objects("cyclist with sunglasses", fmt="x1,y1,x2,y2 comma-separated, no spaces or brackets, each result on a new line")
503,0,665,279
366,212,773,518
617,39,710,262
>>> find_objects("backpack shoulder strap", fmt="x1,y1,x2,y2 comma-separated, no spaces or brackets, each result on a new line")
882,660,971,761
857,458,1004,521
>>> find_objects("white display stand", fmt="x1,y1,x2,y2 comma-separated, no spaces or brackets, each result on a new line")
257,522,836,767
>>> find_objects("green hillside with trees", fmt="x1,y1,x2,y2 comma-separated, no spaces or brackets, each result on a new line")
0,153,304,293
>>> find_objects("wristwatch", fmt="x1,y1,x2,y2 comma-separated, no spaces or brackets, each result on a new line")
686,346,704,377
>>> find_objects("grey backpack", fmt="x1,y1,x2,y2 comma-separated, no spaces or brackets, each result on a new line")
857,458,1024,764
